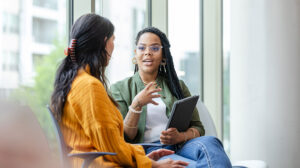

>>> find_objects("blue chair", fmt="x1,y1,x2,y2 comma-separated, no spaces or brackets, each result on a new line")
46,105,116,168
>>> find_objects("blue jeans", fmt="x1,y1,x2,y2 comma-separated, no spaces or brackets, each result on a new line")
145,136,232,168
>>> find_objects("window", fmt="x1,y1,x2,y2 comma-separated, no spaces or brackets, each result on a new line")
168,0,202,96
33,0,58,10
2,12,20,34
2,51,19,71
96,0,148,84
0,0,67,153
32,17,58,44
0,0,67,98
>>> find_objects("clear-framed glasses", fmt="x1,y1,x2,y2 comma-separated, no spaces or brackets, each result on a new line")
136,45,163,53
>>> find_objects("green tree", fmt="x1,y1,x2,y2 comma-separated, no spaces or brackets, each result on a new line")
11,39,65,142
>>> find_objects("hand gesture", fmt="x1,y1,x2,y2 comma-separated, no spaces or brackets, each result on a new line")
160,128,183,145
131,82,162,109
147,149,174,161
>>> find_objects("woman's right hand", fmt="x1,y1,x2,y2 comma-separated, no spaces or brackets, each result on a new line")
152,159,189,168
131,82,162,109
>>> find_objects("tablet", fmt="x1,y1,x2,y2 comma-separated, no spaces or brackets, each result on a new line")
165,95,199,132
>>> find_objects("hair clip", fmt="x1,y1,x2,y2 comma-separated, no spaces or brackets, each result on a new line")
64,39,77,63
64,47,70,56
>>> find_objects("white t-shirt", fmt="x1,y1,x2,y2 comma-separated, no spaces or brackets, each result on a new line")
144,93,168,143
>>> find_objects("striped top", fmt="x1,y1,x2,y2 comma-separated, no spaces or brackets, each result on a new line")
61,66,152,168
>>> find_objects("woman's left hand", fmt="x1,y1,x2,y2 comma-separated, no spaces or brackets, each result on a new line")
160,128,183,145
147,149,174,161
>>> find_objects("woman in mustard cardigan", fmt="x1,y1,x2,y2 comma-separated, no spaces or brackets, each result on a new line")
50,14,188,168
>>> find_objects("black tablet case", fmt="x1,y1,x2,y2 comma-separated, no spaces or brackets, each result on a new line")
166,95,199,132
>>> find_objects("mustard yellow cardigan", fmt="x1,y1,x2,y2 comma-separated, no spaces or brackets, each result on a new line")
61,67,151,168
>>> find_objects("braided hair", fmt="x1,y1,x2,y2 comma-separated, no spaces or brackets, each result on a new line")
134,27,184,100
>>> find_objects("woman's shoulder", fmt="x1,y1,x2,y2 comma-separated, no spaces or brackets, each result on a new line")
174,79,187,89
110,75,136,91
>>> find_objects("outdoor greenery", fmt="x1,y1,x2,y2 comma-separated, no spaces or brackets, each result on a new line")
10,39,65,146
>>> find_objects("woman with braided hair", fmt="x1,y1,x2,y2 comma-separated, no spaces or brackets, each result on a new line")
50,14,189,168
111,27,232,167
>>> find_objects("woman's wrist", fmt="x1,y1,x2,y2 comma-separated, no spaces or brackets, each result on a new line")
190,128,197,138
180,132,187,143
151,159,158,168
131,98,143,111
180,129,195,143
190,128,200,138
129,105,142,113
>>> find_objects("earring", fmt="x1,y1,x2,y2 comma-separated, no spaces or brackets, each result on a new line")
161,59,167,73
132,57,137,64
161,58,166,66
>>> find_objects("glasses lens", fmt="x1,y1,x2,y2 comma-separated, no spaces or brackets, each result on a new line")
150,46,161,52
137,45,145,51
136,45,162,52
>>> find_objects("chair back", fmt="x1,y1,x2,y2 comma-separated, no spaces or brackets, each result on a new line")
196,101,218,137
47,105,70,168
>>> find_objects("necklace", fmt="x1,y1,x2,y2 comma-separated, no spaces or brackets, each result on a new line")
141,75,158,86
142,80,156,86
142,79,162,92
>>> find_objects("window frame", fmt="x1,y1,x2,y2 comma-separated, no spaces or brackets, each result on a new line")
70,0,224,139
151,0,223,139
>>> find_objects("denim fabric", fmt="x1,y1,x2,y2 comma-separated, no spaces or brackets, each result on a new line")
145,136,232,168
159,154,197,168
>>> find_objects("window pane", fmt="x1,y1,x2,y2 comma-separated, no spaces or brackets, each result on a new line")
96,0,147,83
168,0,202,96
0,0,67,158
33,0,58,10
32,17,58,44
2,12,20,34
2,51,19,71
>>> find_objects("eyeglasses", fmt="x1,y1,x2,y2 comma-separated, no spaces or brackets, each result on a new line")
136,45,163,53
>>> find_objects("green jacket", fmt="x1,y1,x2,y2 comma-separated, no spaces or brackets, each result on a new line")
110,72,205,143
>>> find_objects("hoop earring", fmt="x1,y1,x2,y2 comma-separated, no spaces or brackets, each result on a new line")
132,57,137,64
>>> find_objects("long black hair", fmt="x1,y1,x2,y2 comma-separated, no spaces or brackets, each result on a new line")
50,13,117,121
134,27,184,100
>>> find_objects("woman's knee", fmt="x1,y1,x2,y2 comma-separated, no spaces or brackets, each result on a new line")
188,136,224,149
182,136,231,167
191,136,220,143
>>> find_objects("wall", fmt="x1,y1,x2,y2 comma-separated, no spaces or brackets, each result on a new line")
230,0,300,167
